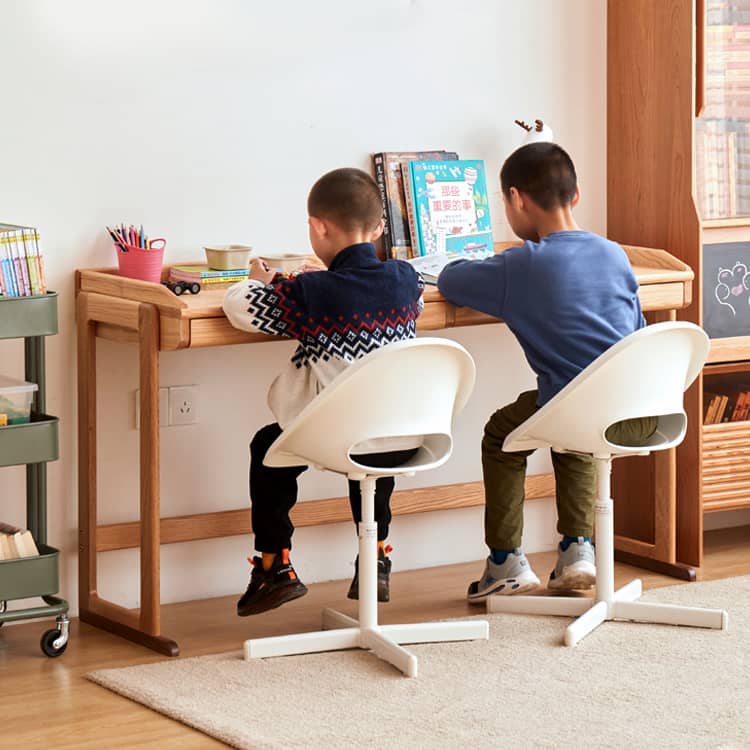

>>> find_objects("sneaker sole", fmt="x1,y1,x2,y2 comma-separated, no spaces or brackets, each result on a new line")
467,571,541,604
548,561,596,591
237,582,308,617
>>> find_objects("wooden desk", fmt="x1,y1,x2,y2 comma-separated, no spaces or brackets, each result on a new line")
76,243,693,655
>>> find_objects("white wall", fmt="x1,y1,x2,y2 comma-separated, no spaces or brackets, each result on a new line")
0,0,606,612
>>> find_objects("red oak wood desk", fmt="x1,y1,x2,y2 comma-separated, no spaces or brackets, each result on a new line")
76,243,693,655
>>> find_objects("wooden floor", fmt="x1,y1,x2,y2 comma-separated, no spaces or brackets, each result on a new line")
1,525,748,749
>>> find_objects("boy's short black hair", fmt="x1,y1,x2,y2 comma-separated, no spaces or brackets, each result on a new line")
500,142,577,210
307,168,384,233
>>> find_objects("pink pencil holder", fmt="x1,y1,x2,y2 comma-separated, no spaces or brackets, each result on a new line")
115,238,166,283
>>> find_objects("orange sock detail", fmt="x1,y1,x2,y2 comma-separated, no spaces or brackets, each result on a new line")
378,541,393,555
280,549,297,579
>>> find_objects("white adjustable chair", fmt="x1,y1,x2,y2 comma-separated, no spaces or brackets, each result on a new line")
243,338,489,677
487,322,728,646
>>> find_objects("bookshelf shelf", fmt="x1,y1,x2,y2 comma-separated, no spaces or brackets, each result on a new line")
0,293,69,655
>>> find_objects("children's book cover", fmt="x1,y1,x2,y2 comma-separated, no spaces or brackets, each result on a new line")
407,160,493,256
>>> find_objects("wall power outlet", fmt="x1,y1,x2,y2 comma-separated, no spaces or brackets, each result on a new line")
169,385,199,426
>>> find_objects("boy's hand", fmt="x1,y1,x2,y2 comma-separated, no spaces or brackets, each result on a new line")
248,257,277,284
293,262,325,275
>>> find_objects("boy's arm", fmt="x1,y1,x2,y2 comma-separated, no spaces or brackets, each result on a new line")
437,255,507,319
223,277,306,337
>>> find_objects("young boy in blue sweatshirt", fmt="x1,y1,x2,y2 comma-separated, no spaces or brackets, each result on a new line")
223,167,424,616
438,143,656,601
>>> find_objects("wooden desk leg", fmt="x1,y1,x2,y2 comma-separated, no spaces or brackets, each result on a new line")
138,303,164,640
77,293,97,620
77,293,178,656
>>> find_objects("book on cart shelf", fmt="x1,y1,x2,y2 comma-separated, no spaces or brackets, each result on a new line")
371,150,458,259
0,222,48,297
0,525,40,560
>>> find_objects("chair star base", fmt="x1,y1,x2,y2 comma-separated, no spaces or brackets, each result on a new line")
487,578,728,647
243,607,489,678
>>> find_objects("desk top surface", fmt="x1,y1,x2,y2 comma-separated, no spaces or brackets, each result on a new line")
77,242,693,322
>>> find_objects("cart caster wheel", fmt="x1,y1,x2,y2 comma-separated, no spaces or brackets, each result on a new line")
40,629,68,657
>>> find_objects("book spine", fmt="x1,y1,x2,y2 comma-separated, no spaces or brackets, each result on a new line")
170,272,250,282
13,230,31,296
402,163,421,257
22,229,41,295
33,232,47,294
2,239,19,296
199,276,249,284
10,235,28,295
372,153,393,259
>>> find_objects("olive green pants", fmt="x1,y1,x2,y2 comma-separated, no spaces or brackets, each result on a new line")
482,390,658,550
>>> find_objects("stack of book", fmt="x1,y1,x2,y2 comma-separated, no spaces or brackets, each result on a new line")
372,151,458,259
0,223,48,297
0,522,40,560
372,152,494,261
704,389,750,424
168,265,250,286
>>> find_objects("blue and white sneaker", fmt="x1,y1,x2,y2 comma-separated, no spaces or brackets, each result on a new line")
548,537,596,591
467,549,540,604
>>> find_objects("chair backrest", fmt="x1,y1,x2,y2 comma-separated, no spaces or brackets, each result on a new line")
503,322,709,457
264,337,476,478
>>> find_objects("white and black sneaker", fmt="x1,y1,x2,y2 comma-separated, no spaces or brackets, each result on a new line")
467,549,540,604
548,537,596,591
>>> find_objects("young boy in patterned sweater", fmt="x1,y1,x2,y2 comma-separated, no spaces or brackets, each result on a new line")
223,167,424,616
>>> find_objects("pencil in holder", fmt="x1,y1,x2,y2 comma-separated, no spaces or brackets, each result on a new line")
115,239,166,283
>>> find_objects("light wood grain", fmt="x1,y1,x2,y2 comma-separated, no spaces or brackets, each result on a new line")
138,304,160,635
1,527,747,750
77,293,98,610
707,337,750,365
95,474,556,552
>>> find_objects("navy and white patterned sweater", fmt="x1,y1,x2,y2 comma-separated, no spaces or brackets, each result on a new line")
223,243,424,435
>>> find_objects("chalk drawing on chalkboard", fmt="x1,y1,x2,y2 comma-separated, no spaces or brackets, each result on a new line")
714,262,750,316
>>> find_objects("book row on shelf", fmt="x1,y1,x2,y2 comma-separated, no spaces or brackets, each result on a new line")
0,222,48,297
695,16,750,220
0,523,40,561
371,150,493,262
703,389,750,425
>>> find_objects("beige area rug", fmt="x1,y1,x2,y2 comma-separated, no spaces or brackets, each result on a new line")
88,576,750,750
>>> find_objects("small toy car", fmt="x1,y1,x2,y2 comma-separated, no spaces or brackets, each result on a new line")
162,280,201,296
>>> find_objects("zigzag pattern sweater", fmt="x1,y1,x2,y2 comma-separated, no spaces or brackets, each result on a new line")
223,243,424,431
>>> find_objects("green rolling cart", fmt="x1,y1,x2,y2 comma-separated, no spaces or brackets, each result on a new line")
0,292,69,656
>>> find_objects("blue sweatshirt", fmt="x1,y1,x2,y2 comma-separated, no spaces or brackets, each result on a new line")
437,230,645,405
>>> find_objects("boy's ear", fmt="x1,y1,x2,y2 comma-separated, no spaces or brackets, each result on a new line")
571,185,581,208
370,218,385,242
308,215,327,238
508,186,525,211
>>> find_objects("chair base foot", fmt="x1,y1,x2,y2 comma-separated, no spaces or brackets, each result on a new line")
243,610,489,678
487,578,728,647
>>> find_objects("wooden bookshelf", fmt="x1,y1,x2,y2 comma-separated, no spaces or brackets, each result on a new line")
608,0,750,571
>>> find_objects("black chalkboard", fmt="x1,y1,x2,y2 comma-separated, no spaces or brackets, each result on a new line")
703,242,750,339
